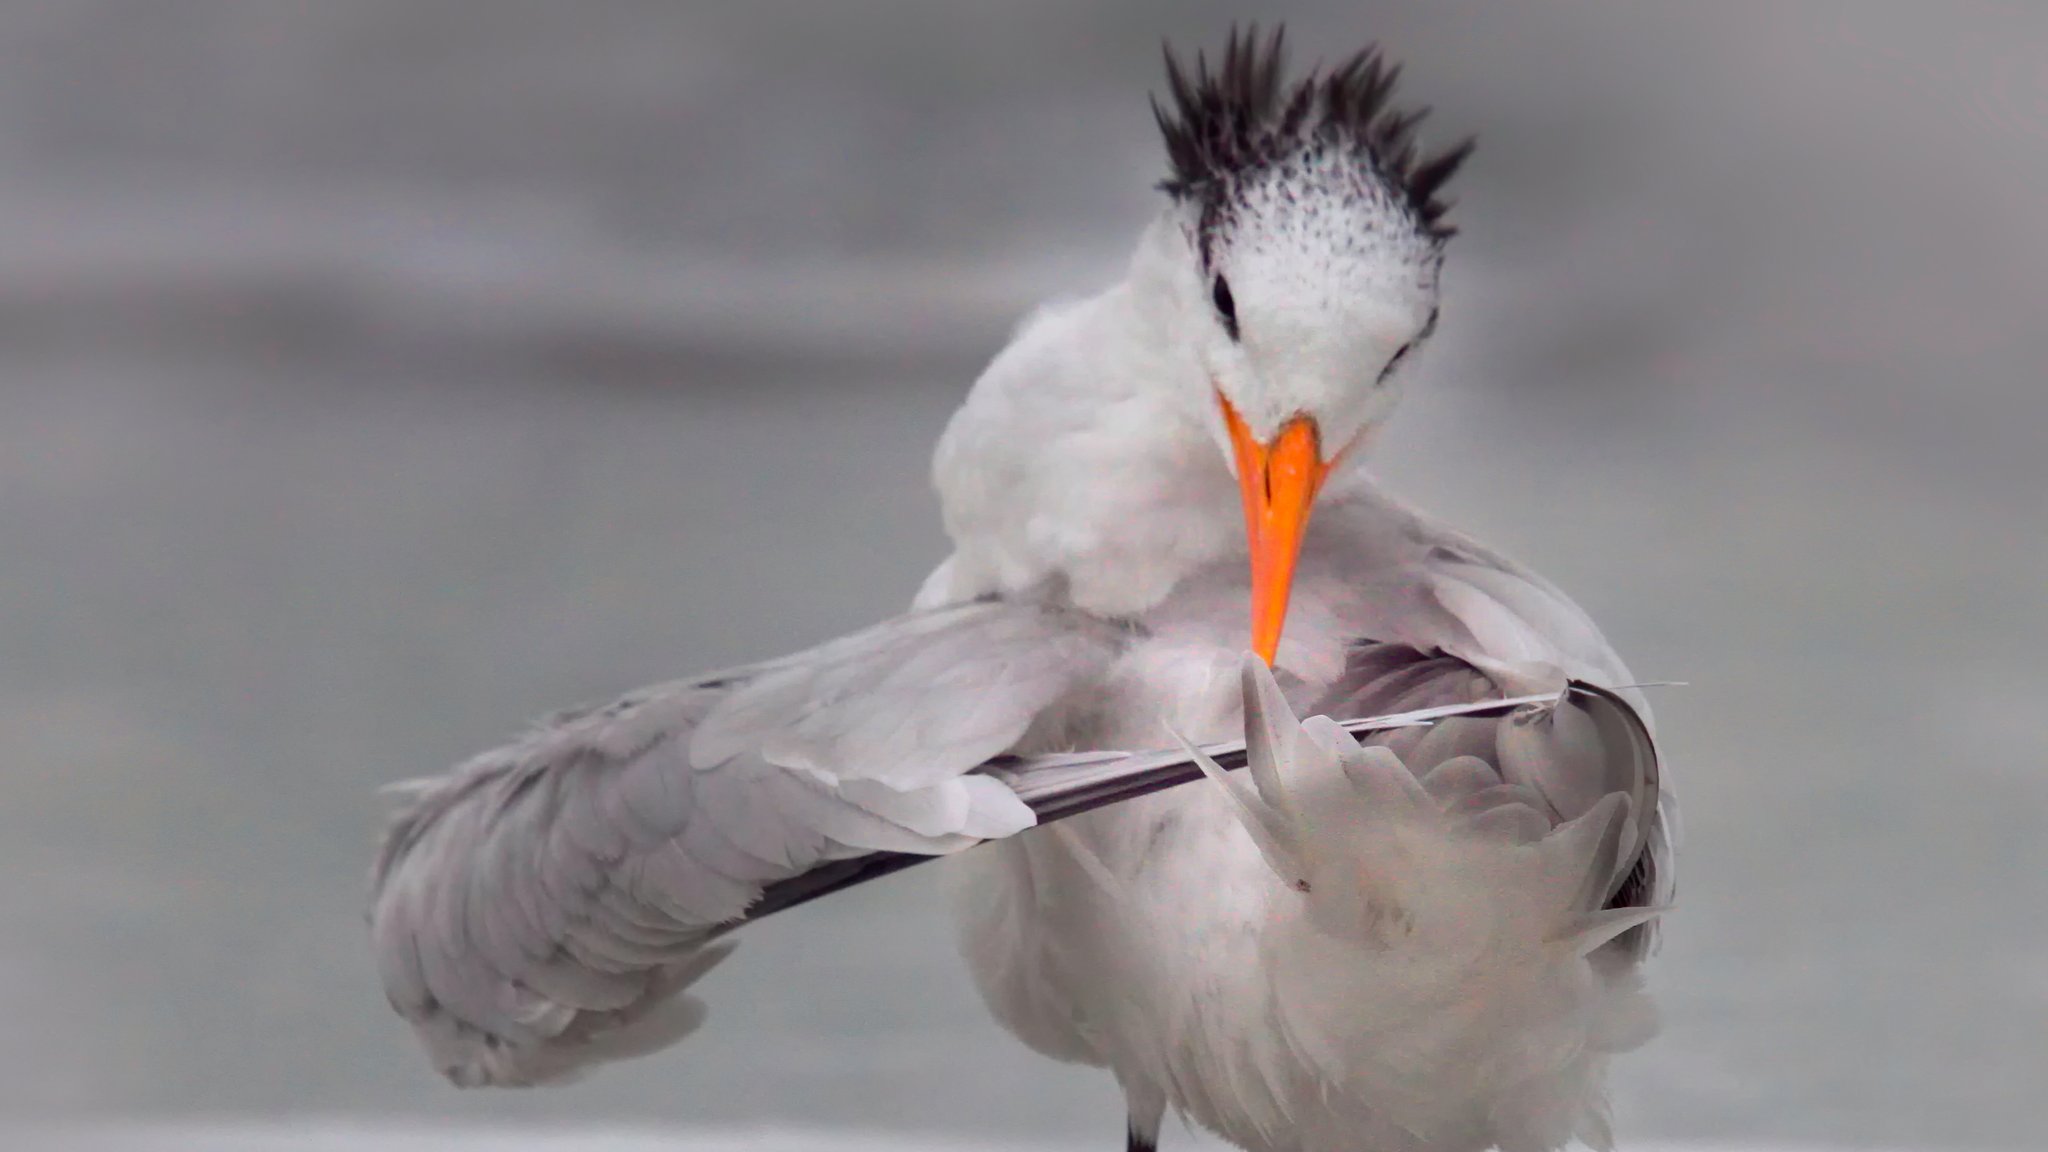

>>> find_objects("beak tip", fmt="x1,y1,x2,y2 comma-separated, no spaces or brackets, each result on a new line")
1251,634,1279,667
1219,395,1326,678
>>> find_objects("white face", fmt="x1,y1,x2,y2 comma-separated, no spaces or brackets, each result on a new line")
1182,149,1444,462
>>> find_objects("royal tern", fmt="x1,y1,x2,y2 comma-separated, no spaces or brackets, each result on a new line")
370,27,1675,1152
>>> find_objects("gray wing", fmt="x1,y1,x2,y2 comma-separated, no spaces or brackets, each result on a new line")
977,647,1662,932
369,599,1122,1087
1310,641,1670,956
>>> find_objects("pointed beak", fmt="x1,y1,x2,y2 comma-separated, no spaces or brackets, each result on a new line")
1220,394,1331,666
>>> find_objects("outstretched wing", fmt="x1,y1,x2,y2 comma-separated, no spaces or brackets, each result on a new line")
369,600,1123,1087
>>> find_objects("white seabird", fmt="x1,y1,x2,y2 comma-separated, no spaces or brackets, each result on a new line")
369,27,1676,1152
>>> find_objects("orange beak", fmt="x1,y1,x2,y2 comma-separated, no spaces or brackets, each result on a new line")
1220,395,1331,666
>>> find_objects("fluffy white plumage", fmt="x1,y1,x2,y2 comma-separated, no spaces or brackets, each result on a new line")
923,33,1675,1149
1184,657,1662,1152
367,28,1677,1152
945,487,1672,1152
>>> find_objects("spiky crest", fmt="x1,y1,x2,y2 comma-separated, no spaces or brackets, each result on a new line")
1152,25,1475,238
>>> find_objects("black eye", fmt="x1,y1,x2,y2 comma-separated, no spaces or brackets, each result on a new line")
1211,275,1239,340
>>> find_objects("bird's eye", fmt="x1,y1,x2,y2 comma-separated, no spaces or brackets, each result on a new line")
1211,276,1239,341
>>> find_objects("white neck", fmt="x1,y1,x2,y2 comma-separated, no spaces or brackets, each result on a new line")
919,217,1265,617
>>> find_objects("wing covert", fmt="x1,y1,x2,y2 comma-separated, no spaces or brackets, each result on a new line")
369,600,1120,1087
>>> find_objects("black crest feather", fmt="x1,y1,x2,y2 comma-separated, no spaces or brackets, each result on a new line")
1152,25,1475,238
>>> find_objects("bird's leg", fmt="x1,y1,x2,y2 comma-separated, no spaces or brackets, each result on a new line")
1122,1073,1166,1152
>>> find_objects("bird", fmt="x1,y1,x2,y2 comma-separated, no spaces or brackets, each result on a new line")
368,25,1676,1152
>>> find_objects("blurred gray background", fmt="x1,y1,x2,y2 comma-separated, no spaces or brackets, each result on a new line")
1,1,2044,1148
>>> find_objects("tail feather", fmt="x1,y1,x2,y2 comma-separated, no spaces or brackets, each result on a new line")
1538,792,1632,923
1561,907,1670,958
1418,754,1504,803
1310,715,1432,813
1211,654,1668,1152
1171,725,1304,888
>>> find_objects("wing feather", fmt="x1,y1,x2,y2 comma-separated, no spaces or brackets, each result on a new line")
370,599,1119,1086
1310,641,1668,956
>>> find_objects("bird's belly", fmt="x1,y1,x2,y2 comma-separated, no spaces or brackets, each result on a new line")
954,638,1325,1147
953,637,1275,1114
956,781,1297,1134
952,632,1599,1152
962,785,1510,1152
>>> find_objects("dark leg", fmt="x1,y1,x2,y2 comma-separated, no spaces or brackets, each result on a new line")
1122,1073,1165,1152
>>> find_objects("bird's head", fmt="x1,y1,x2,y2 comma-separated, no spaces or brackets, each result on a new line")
1153,28,1472,663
